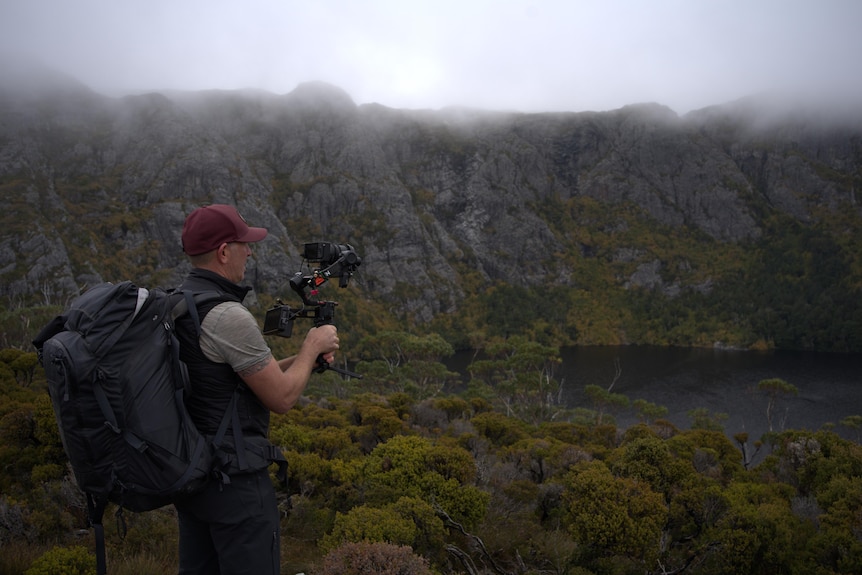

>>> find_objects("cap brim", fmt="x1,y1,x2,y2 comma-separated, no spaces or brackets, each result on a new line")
237,226,268,243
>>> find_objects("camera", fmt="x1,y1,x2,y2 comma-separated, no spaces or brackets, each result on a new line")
302,242,361,287
262,241,362,378
303,242,358,264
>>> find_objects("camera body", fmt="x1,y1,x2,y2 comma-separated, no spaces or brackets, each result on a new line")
303,242,361,287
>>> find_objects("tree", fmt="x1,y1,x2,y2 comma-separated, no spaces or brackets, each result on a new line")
503,437,563,484
705,481,808,574
0,349,38,386
757,378,798,432
733,431,762,470
666,428,744,482
388,496,448,563
610,435,692,497
632,398,668,424
687,407,727,431
840,414,862,443
470,411,529,447
584,384,630,425
562,460,667,568
355,332,458,397
812,474,862,574
467,336,564,423
352,399,408,450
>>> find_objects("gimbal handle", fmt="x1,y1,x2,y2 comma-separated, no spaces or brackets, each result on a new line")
314,355,362,379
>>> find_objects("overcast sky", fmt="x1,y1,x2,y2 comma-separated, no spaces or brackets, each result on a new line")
1,0,860,115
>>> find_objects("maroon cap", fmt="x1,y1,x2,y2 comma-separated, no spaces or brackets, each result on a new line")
181,204,268,256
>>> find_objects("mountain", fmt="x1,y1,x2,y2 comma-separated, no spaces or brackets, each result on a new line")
2,62,861,352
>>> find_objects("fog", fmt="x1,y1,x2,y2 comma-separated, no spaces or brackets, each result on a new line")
1,0,861,115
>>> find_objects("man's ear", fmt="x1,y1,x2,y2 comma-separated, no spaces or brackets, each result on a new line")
216,242,231,262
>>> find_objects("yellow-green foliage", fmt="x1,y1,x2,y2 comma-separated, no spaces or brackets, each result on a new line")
563,460,667,565
5,346,862,574
24,546,96,575
322,505,417,552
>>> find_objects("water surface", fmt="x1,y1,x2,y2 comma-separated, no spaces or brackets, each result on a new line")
451,346,862,442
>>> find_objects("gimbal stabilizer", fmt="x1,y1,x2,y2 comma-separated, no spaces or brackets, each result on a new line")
263,242,362,378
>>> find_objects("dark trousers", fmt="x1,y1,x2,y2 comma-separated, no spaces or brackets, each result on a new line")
176,468,280,575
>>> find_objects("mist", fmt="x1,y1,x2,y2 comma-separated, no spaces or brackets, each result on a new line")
1,0,861,115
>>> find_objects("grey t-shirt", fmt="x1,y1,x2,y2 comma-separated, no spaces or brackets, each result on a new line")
199,301,272,373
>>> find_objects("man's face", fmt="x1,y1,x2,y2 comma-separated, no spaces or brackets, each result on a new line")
224,242,252,283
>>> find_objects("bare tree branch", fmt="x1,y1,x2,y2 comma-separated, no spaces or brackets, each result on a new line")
435,505,513,575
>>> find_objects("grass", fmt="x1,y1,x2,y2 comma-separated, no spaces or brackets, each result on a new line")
1,527,327,575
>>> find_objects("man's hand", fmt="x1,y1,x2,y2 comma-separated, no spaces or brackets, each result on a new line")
306,324,339,356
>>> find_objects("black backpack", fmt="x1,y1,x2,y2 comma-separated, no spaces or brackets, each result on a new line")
32,281,239,574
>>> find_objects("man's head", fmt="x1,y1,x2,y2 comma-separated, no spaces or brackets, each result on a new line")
182,204,268,282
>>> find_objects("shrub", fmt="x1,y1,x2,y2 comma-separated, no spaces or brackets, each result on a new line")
0,497,36,545
321,505,416,552
24,545,96,575
319,541,432,575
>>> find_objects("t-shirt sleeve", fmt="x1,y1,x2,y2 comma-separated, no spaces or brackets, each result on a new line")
198,301,272,373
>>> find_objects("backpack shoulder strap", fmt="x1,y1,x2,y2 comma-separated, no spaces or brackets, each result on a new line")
170,290,235,336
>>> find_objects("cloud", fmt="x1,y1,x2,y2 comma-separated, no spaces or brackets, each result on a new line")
1,0,861,114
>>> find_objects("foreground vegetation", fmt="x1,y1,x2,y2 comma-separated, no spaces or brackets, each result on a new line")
2,335,862,575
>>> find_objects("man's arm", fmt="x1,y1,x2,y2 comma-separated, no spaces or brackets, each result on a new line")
239,325,340,413
277,351,335,372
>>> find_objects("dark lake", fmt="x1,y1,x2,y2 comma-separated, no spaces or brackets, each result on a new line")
449,346,862,443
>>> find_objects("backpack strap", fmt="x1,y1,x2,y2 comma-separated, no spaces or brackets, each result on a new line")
207,396,288,484
259,443,289,486
86,492,109,575
159,293,212,493
92,287,147,359
173,290,225,333
209,389,242,482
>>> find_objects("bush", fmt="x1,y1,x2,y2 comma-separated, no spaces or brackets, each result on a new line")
319,541,432,575
321,505,416,552
24,545,96,575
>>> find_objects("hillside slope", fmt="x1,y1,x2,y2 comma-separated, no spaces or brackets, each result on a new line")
1,64,861,351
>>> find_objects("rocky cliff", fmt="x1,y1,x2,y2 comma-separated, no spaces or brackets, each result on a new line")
2,62,861,350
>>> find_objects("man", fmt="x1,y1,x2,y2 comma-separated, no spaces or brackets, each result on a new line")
174,204,340,574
